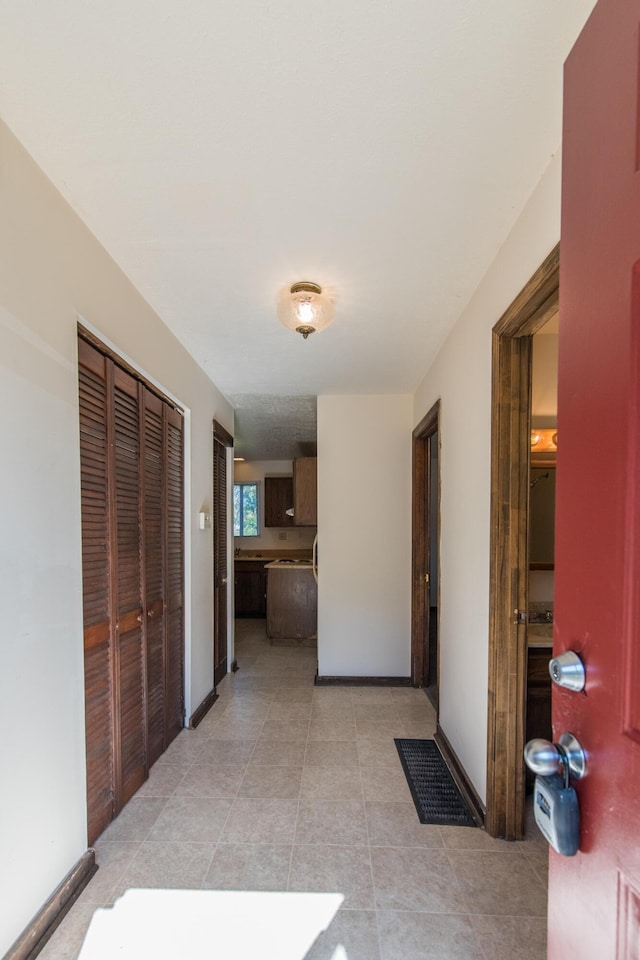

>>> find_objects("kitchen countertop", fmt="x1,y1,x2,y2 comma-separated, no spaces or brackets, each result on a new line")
264,559,314,570
235,550,312,562
528,624,553,647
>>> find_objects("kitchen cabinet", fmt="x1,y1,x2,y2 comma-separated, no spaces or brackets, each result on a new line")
266,564,317,640
525,645,552,789
293,456,317,526
234,560,267,617
264,476,294,527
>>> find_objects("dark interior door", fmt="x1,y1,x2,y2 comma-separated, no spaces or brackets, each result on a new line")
79,339,114,843
412,402,440,703
165,406,185,741
143,390,166,767
143,393,185,761
112,366,146,808
79,333,184,843
213,420,233,686
425,429,439,709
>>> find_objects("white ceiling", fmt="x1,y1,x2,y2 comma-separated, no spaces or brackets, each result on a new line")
0,0,594,457
231,394,317,461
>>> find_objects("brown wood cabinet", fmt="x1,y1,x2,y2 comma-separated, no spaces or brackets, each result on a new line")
266,567,317,639
525,646,552,790
264,476,294,527
234,561,268,617
293,456,317,526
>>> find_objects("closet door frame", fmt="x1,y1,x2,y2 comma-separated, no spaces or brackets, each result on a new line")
78,326,186,842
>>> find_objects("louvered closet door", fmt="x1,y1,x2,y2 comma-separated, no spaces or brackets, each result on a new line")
165,406,184,742
79,335,185,841
78,339,114,843
143,390,166,766
112,367,146,806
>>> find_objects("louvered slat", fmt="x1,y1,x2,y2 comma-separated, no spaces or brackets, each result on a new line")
113,369,145,805
144,391,165,765
165,408,184,744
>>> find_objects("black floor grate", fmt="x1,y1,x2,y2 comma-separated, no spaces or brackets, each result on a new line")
394,739,477,827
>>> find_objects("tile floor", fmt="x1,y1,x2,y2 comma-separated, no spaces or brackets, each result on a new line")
39,620,549,960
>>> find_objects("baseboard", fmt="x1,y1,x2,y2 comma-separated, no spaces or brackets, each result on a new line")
231,659,239,673
213,659,228,689
434,724,486,827
314,674,412,687
5,850,97,960
188,688,218,728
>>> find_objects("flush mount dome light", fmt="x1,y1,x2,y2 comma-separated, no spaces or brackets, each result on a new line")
277,281,335,339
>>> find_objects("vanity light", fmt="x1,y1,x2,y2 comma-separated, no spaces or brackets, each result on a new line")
277,281,335,339
531,428,558,453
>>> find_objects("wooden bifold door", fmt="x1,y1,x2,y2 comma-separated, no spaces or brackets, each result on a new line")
78,335,184,844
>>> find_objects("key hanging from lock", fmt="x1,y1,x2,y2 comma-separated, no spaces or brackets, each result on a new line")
524,734,585,856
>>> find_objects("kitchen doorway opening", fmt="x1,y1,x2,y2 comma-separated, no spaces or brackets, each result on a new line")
411,400,441,706
485,244,559,840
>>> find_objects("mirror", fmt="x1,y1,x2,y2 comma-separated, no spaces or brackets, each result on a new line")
529,466,556,567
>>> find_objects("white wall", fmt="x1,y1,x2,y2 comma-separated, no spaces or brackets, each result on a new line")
529,570,555,604
0,120,233,954
413,151,562,803
532,329,559,421
234,460,316,551
317,395,413,677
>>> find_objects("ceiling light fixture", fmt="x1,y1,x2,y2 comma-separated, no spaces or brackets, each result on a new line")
277,281,335,339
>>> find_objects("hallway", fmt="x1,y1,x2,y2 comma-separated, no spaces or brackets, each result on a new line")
40,622,548,960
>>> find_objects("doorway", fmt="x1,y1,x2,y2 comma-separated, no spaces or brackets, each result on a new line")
525,321,558,790
411,401,441,705
213,420,233,687
485,244,559,839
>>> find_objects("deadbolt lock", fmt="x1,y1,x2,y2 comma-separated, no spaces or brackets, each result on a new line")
549,650,585,692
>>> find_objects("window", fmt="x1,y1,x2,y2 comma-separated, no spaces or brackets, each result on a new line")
233,482,259,536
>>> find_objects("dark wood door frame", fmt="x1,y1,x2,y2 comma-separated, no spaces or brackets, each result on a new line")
411,400,440,689
486,244,559,839
213,419,233,688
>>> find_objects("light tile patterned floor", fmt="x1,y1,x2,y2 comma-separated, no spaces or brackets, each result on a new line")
39,620,548,960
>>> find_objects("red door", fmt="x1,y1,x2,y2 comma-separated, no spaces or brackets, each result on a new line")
552,0,640,954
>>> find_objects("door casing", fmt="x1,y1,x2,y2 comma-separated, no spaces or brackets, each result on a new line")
486,244,559,839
